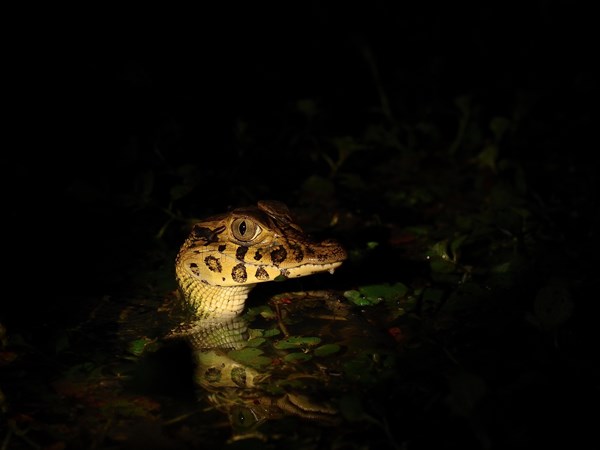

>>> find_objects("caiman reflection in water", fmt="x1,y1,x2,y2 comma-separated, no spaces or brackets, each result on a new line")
172,201,396,439
169,291,397,440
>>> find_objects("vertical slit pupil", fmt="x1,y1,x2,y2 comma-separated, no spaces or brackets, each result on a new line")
239,221,247,236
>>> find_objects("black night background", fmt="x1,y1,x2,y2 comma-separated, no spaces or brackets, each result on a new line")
2,3,598,449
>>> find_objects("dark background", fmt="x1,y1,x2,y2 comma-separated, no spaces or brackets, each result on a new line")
9,1,596,296
3,2,598,448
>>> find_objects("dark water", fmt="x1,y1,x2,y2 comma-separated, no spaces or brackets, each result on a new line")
3,236,596,449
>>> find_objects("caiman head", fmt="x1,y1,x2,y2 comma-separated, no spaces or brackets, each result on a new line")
175,200,347,319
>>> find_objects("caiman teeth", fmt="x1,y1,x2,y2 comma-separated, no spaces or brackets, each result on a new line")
329,268,335,275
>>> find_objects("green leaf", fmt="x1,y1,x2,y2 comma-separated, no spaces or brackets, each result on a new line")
449,235,468,262
228,347,272,369
126,337,153,356
343,290,372,306
273,336,322,350
283,352,313,363
245,305,276,320
490,116,511,141
428,239,450,260
246,337,266,348
314,343,341,357
263,328,281,338
429,257,456,274
344,283,408,307
476,143,498,171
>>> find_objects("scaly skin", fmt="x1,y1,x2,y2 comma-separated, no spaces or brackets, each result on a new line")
175,200,347,319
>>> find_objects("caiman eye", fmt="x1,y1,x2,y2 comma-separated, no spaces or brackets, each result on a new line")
230,406,259,429
231,218,261,242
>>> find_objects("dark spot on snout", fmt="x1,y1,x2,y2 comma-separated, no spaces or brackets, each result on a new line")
232,263,248,283
289,243,304,262
255,267,270,280
236,246,248,261
204,256,222,273
270,246,287,266
189,262,200,276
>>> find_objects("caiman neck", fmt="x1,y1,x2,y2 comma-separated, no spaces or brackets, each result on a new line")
176,266,256,319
